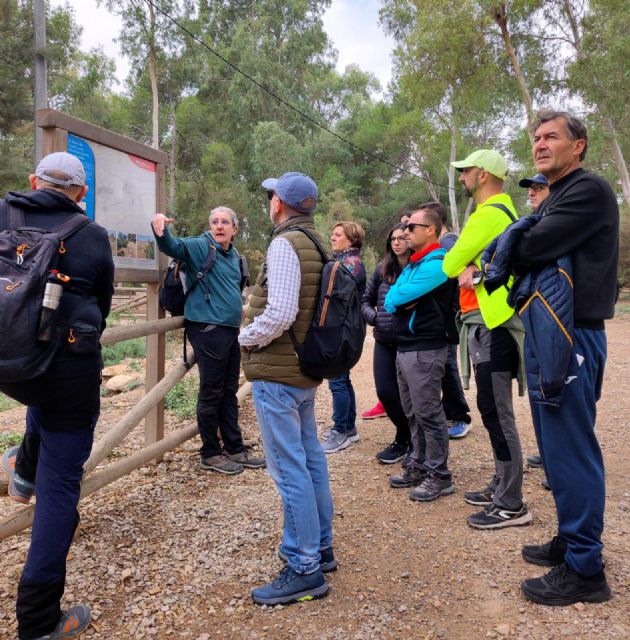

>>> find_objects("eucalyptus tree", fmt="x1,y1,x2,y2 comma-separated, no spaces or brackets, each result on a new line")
380,0,524,229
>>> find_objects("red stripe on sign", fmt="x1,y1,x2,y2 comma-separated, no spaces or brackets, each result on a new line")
128,154,156,172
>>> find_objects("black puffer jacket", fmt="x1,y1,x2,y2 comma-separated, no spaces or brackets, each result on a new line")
361,263,396,344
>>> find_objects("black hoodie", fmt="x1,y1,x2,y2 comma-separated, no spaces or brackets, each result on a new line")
0,188,114,383
1,188,114,330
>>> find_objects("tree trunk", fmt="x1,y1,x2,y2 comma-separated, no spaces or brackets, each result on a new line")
463,198,474,225
168,109,177,211
147,2,159,149
560,0,630,210
493,3,534,141
448,126,460,233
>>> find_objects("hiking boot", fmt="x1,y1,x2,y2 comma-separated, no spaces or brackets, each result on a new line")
362,401,387,420
527,454,544,468
376,441,409,465
463,487,494,506
226,449,266,469
522,536,567,567
35,604,91,638
277,546,338,573
448,421,472,439
321,429,350,454
389,465,426,488
251,566,329,605
2,446,35,504
520,562,611,606
409,474,454,502
199,454,244,475
468,502,533,530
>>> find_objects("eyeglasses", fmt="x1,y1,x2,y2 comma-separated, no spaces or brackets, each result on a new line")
266,191,275,200
528,184,547,192
404,223,430,232
390,236,407,243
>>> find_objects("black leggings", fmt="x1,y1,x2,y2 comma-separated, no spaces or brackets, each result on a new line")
373,341,410,445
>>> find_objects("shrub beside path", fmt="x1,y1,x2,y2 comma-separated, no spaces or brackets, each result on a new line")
0,315,629,639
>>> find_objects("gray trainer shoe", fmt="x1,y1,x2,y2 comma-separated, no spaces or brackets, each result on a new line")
321,429,350,454
34,604,91,638
409,474,455,502
200,454,244,475
227,449,266,469
2,446,35,504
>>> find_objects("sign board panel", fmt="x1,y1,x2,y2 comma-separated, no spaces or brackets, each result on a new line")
67,133,158,271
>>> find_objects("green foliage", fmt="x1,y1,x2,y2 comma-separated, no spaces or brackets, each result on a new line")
0,432,23,453
102,338,146,366
1,0,627,280
165,374,198,418
0,393,19,412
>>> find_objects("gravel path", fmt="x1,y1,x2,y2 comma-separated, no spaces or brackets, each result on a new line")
1,316,629,639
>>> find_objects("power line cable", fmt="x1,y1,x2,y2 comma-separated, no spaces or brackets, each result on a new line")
141,0,457,194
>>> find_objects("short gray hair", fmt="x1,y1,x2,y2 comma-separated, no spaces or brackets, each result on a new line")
209,206,239,228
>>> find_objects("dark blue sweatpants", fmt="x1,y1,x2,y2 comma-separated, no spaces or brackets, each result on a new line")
528,328,607,577
15,408,95,640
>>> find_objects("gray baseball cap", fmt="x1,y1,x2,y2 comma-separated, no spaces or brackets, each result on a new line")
35,152,86,188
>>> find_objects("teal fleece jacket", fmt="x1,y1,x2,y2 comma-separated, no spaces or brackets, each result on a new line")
384,246,448,312
155,227,242,327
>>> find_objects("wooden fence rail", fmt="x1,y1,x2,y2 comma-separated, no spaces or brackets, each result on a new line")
0,314,252,541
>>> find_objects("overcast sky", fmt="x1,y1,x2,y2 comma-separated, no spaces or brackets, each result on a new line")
49,0,395,93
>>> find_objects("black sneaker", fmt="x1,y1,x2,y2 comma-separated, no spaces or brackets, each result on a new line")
409,474,454,502
376,441,409,465
463,487,494,506
389,465,426,488
522,536,567,567
277,546,338,573
468,503,533,529
520,562,611,606
527,454,544,469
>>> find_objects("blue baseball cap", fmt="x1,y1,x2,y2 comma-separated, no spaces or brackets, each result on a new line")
262,172,318,214
519,173,548,188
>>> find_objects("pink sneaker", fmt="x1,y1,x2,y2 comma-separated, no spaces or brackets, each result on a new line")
361,401,386,420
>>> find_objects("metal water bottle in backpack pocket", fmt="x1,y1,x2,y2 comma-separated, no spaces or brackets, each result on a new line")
0,203,90,382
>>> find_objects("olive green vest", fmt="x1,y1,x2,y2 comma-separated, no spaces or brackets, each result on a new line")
242,215,325,388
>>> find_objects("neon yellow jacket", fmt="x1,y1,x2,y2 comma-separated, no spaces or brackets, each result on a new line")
443,193,519,329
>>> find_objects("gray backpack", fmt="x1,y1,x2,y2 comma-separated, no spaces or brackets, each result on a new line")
0,202,90,382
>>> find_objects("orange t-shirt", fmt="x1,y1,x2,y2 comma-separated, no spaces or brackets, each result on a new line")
459,287,479,313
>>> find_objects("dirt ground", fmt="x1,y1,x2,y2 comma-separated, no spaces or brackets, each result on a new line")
1,314,629,640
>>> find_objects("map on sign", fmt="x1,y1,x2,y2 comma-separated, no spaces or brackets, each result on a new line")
67,133,158,270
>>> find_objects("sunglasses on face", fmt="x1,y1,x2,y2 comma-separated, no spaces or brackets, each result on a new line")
266,191,275,200
528,184,547,192
404,222,430,232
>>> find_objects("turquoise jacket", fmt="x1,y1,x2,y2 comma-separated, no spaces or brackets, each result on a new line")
155,227,242,327
384,246,448,312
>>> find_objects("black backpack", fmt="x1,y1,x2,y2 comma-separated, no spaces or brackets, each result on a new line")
288,227,366,380
159,237,249,316
0,202,90,382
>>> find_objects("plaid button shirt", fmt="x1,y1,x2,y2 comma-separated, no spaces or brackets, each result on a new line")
238,237,301,348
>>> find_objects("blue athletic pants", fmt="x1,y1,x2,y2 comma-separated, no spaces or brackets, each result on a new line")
15,408,95,640
528,328,607,577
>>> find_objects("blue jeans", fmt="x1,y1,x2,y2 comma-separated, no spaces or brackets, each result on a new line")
16,408,96,640
328,371,356,434
528,328,607,577
251,381,334,574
